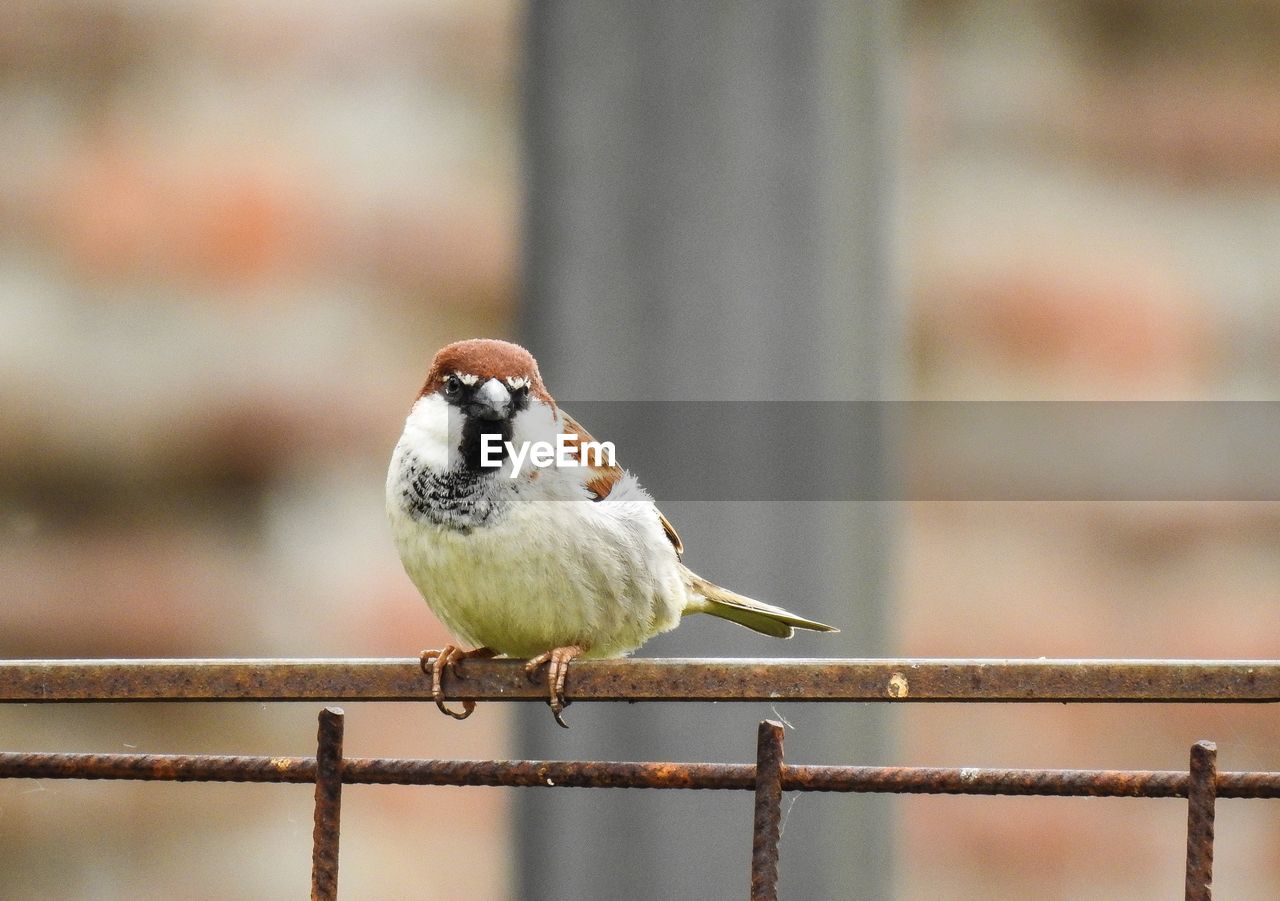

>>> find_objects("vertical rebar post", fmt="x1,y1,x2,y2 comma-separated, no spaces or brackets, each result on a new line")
1184,740,1217,901
311,707,345,901
751,720,786,901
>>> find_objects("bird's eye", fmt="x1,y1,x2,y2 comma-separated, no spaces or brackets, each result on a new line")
443,375,463,397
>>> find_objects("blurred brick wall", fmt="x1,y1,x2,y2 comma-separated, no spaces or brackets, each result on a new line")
0,2,518,898
902,2,1280,898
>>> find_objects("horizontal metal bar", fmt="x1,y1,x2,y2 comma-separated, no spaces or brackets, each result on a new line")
0,752,319,782
2,658,1279,704
3,751,1279,799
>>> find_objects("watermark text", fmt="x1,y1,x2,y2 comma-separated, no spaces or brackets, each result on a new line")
480,432,616,477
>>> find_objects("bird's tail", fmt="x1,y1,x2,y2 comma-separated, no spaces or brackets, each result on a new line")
682,568,839,639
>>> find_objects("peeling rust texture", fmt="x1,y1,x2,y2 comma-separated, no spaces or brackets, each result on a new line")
341,758,757,789
0,752,319,782
311,708,344,901
1185,741,1217,901
2,752,1280,799
2,658,1280,704
778,765,1280,799
751,721,786,901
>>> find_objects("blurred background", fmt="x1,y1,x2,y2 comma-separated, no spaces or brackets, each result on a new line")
2,1,1279,899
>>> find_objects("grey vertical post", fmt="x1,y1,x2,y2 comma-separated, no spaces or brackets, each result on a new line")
519,2,898,900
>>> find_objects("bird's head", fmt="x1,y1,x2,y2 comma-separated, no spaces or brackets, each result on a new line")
415,339,556,472
422,338,552,420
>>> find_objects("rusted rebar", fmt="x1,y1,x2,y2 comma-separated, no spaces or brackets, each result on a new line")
311,708,344,901
3,661,1278,898
343,758,753,789
751,720,786,901
3,751,1279,800
3,658,1280,704
1185,740,1217,901
0,752,317,782
0,715,1274,898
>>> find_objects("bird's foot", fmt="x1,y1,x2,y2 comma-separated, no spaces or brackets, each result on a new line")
419,645,496,720
525,645,584,729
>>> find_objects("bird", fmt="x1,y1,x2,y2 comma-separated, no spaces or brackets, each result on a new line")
386,338,837,727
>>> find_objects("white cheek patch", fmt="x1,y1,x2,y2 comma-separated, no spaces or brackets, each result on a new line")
401,393,456,471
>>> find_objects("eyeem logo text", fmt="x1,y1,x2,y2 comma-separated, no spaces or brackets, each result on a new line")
480,433,616,477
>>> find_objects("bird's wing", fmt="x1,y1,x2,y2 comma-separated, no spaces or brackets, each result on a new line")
557,411,623,500
559,411,683,558
656,510,684,558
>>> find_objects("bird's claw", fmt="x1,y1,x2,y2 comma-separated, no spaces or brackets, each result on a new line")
525,645,584,729
419,646,494,720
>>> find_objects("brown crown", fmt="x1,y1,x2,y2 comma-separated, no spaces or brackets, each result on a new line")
420,338,553,403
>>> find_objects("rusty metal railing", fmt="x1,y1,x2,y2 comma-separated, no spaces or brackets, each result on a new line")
3,658,1279,900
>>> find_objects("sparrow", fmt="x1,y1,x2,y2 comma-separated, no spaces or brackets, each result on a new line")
386,338,837,727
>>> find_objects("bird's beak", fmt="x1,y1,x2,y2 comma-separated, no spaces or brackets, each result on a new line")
468,378,512,421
